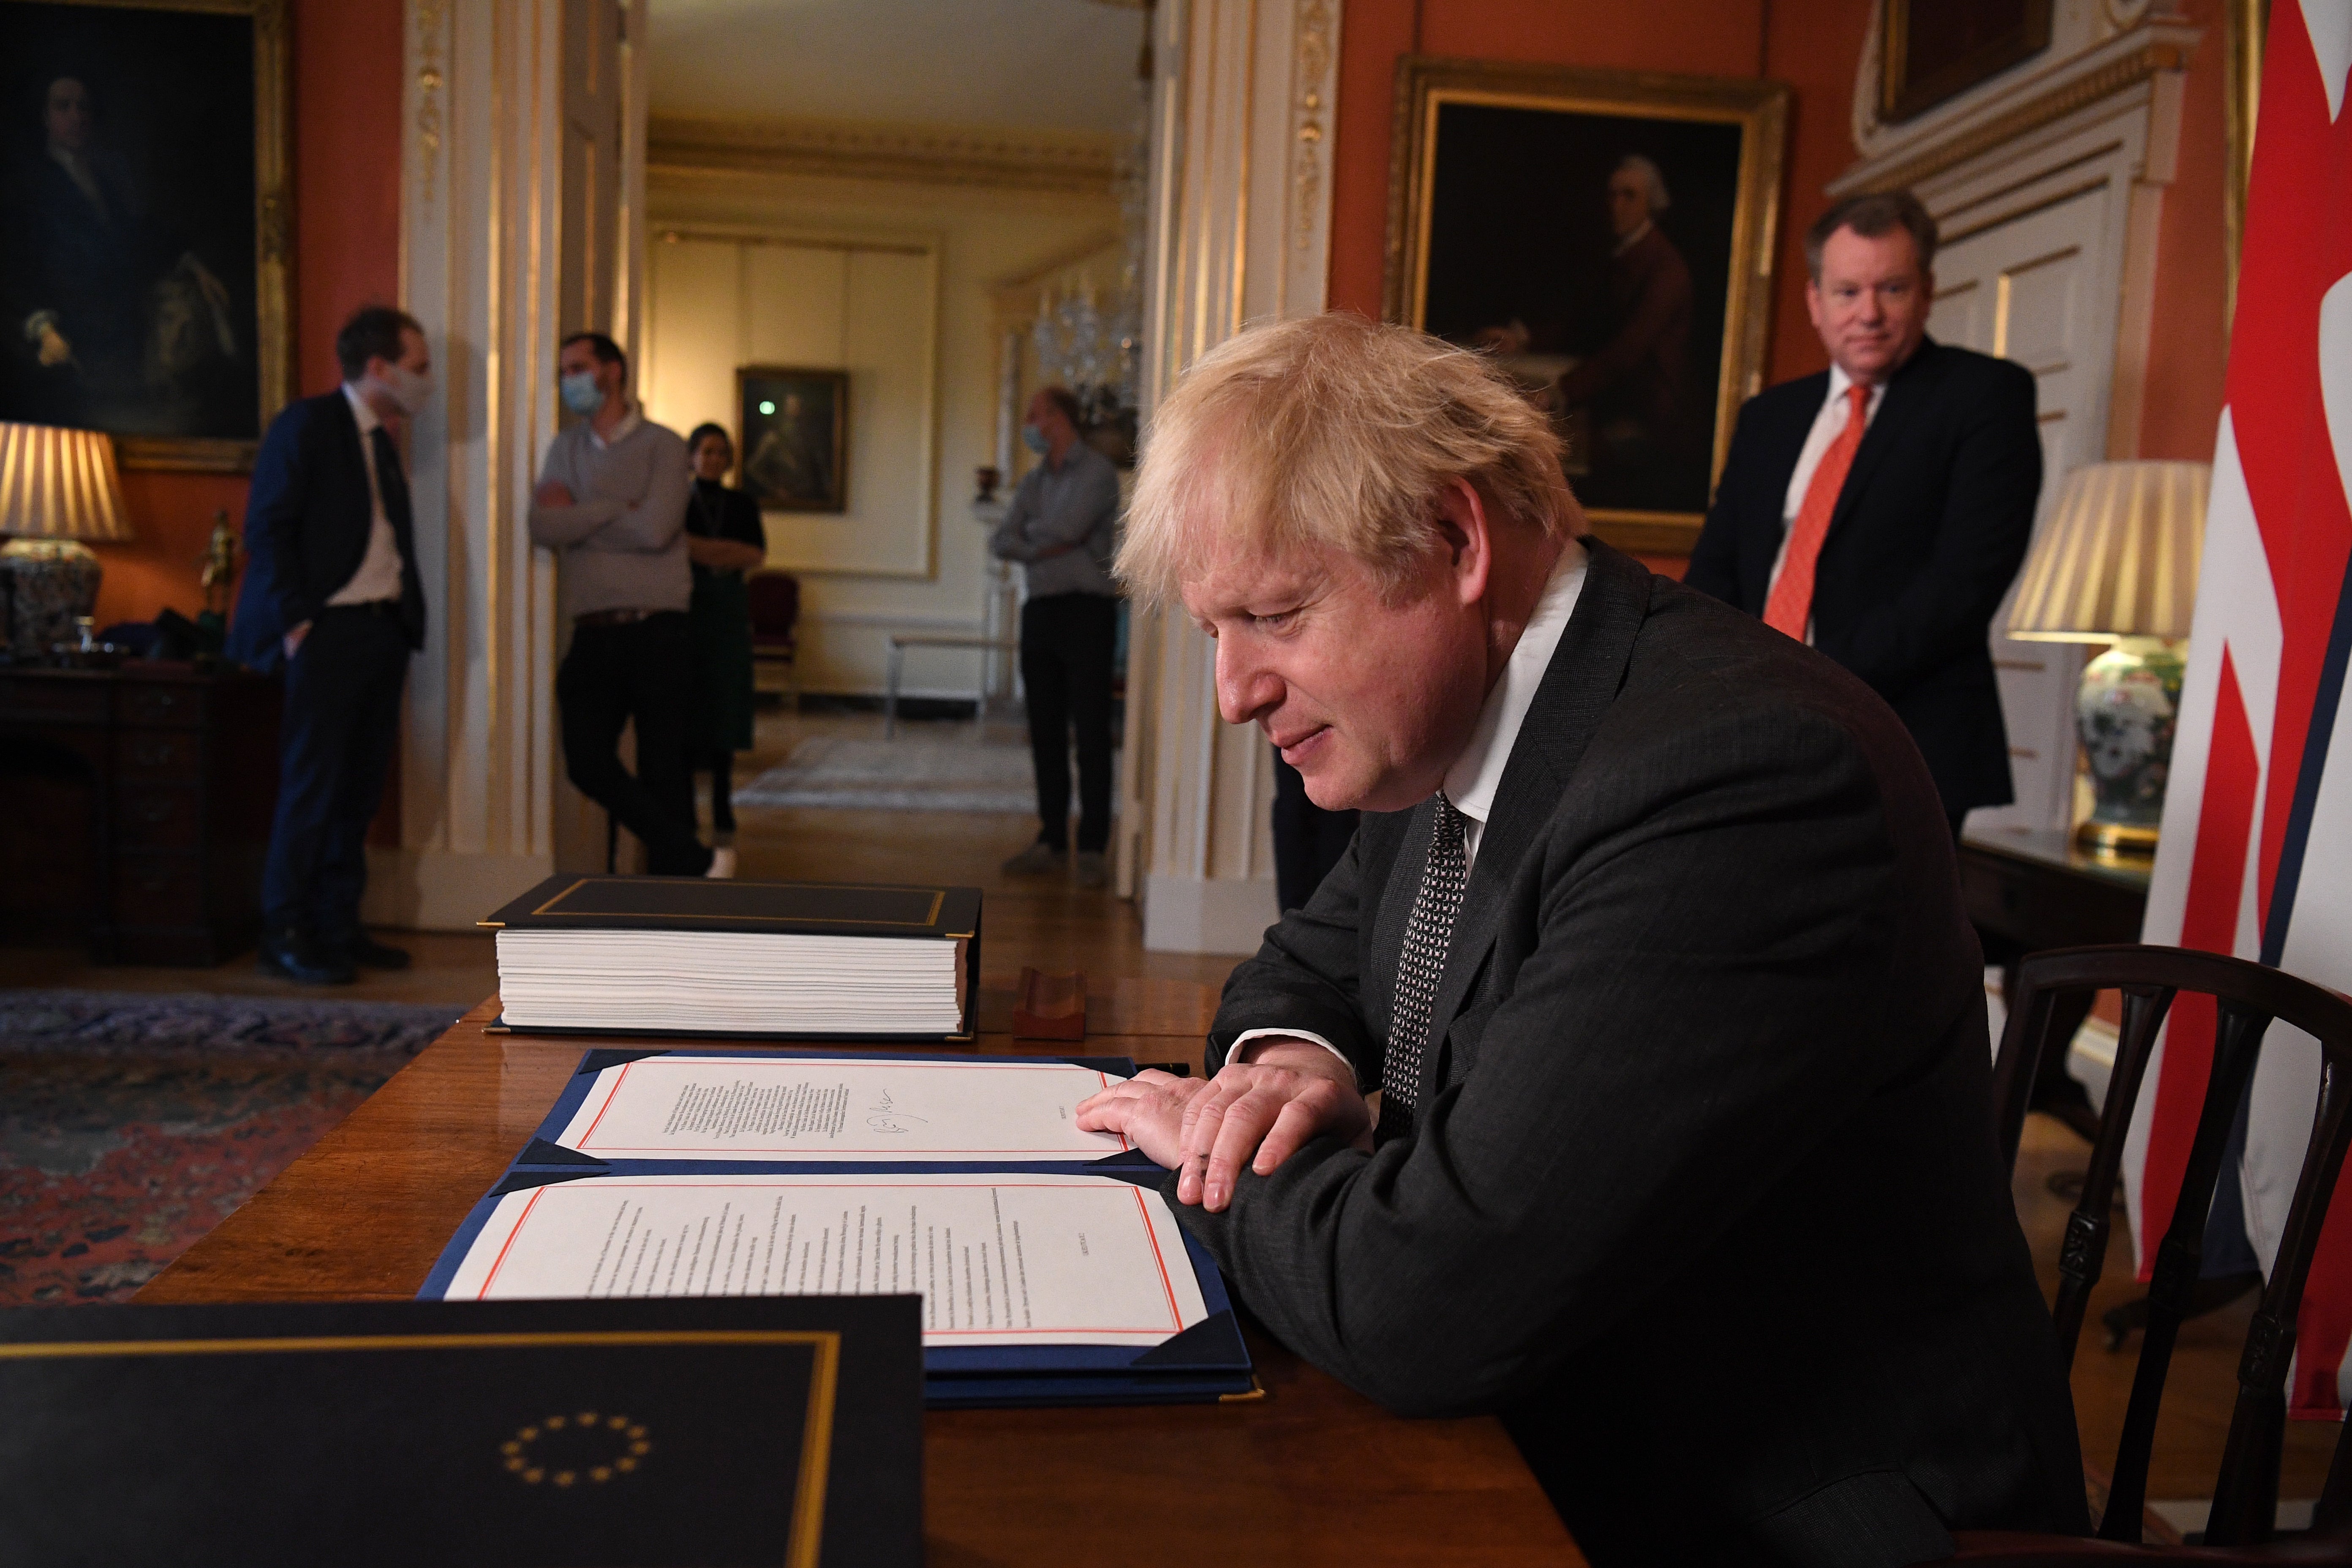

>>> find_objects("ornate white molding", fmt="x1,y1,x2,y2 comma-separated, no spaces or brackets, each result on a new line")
647,114,1122,194
1119,0,1342,952
380,0,571,926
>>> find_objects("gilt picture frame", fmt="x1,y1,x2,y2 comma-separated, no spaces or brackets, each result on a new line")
0,0,292,472
1386,57,1788,555
736,365,850,515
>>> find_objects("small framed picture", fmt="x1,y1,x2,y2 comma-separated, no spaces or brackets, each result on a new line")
1386,57,1788,554
736,365,849,514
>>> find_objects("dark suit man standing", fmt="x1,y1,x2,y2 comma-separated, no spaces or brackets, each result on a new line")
229,306,430,984
1074,315,2083,1565
1685,191,2042,837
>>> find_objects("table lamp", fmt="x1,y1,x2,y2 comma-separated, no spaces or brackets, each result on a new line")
0,422,135,659
2005,460,2208,857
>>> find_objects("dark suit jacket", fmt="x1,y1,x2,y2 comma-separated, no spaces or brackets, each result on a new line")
227,390,426,672
1683,339,2040,815
1181,542,2085,1568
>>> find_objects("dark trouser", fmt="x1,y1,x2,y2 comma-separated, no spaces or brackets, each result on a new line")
1272,749,1358,912
261,604,410,942
1020,593,1117,854
557,613,710,876
698,749,736,838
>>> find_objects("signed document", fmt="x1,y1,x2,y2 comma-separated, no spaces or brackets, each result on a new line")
549,1056,1132,1162
438,1173,1208,1348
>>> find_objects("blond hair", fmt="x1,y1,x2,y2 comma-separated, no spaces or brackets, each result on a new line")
1116,313,1580,605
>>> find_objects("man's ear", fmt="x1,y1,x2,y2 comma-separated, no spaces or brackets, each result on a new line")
1432,477,1494,608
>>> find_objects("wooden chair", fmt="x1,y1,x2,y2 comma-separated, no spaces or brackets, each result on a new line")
1951,944,2352,1560
747,571,800,702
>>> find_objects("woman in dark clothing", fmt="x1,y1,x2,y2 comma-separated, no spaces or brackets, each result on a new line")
683,422,768,878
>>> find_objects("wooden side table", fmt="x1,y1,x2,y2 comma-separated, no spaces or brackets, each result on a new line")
0,662,280,964
1958,825,2152,1132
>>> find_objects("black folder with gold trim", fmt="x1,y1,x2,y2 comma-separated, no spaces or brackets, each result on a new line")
482,875,982,1042
0,1296,920,1567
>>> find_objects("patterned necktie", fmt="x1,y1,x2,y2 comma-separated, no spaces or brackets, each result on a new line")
1377,794,1469,1141
1763,381,1872,639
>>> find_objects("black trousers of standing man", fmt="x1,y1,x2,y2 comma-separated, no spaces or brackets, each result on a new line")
1020,592,1117,854
557,612,712,876
261,602,411,945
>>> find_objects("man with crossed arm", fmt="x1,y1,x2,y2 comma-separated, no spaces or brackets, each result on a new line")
1074,315,2082,1567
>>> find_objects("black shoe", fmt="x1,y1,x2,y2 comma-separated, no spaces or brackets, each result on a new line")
343,934,412,970
257,928,355,986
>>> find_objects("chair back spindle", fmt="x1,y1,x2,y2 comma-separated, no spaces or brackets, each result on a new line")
1990,945,2352,1550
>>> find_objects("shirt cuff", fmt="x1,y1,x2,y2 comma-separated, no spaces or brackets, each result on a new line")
1227,1028,1357,1088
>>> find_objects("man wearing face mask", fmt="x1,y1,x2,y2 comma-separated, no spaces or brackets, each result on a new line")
528,331,713,878
229,305,433,984
988,386,1123,887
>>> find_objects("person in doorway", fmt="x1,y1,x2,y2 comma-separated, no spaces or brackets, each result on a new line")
988,385,1122,888
527,331,716,877
1684,190,2041,840
683,422,767,879
229,305,431,984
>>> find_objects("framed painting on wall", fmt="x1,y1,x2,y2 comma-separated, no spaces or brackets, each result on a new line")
1385,57,1788,555
736,364,849,514
0,0,292,472
1879,0,2054,124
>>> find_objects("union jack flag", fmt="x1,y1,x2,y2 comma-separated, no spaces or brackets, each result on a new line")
2128,0,2352,1417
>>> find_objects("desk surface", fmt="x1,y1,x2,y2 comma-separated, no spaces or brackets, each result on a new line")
142,980,1581,1566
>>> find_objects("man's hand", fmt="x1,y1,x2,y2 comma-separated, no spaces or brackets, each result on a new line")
535,479,575,508
1171,1041,1371,1211
282,621,311,659
1073,1070,1209,1171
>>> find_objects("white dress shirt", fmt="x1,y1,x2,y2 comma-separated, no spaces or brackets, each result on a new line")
1231,540,1591,1084
323,384,406,606
1762,364,1885,618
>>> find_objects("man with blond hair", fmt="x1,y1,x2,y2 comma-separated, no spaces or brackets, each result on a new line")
1076,314,2084,1565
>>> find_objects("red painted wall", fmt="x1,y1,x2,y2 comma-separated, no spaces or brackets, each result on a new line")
2137,0,2233,460
92,0,404,630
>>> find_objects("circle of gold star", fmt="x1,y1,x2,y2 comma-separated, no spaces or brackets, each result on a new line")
501,1411,653,1487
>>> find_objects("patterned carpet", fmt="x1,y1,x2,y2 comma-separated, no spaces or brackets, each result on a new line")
0,990,462,1306
736,734,1042,813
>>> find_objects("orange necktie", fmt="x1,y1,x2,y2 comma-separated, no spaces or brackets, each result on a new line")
1763,382,1872,640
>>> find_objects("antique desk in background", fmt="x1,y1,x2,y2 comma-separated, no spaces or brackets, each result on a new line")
0,663,279,965
143,978,1582,1567
1959,825,2153,1128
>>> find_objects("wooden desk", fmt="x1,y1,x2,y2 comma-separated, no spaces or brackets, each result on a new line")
0,662,280,964
142,982,1581,1566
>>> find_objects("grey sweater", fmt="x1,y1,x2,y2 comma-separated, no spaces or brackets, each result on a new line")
988,441,1121,599
527,410,692,617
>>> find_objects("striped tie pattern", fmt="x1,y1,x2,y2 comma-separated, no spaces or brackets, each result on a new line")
1763,381,1872,640
1376,794,1468,1141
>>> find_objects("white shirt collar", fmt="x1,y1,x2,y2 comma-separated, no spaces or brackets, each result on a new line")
341,381,382,437
590,403,643,449
1826,360,1892,413
1612,218,1654,257
1442,539,1590,835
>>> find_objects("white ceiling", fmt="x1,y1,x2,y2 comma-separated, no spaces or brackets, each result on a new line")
647,0,1149,135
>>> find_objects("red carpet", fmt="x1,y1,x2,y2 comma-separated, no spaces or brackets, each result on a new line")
0,990,460,1305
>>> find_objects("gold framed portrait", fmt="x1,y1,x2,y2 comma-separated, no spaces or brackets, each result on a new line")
1385,57,1788,555
0,0,292,472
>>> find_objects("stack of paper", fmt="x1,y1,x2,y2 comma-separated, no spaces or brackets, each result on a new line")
481,876,980,1040
496,931,964,1035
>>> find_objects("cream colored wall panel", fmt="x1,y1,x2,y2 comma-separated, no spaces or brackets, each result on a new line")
743,243,849,366
643,238,741,443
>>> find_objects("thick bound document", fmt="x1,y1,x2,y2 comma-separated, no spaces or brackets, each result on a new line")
480,875,982,1041
422,1049,1257,1408
0,1296,920,1567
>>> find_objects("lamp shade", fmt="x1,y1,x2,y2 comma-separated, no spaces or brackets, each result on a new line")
0,422,133,543
2005,460,2207,642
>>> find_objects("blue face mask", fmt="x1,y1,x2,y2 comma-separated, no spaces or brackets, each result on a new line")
1020,423,1051,455
559,370,604,416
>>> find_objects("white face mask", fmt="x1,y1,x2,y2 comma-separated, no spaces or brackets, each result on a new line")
375,362,432,417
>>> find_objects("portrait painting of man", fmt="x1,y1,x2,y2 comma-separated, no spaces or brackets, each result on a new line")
737,366,849,514
0,2,268,448
1388,60,1786,546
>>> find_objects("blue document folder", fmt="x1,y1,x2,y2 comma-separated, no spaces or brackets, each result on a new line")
421,1048,1257,1407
